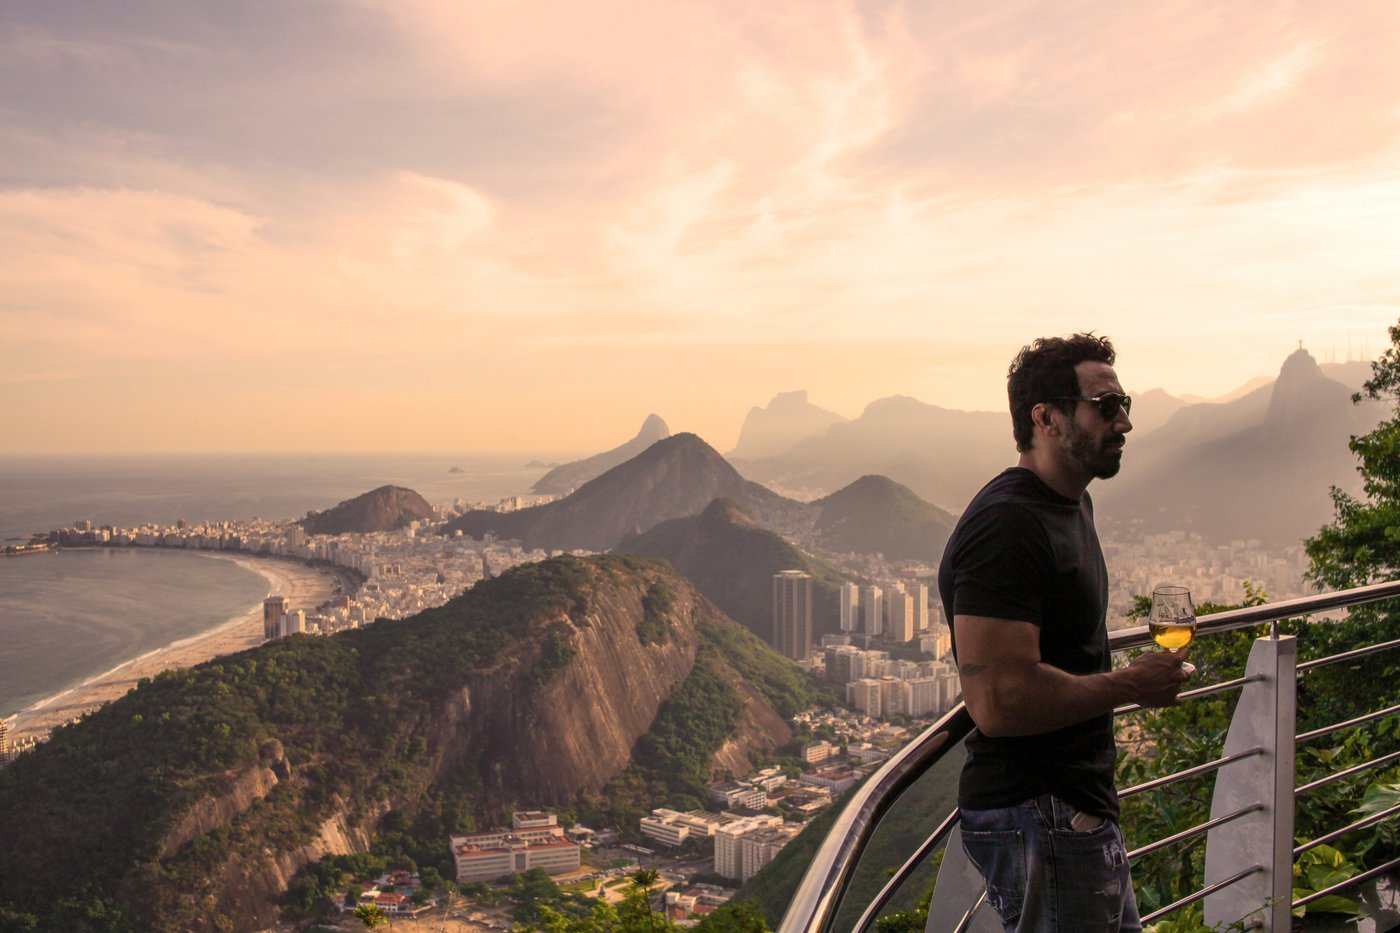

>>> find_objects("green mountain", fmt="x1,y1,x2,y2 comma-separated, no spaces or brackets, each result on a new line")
0,556,818,933
446,433,804,551
616,498,852,642
809,475,955,564
299,484,434,535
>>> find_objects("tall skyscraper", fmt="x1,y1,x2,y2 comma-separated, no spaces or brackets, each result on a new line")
887,591,914,642
839,582,860,632
773,570,813,661
263,596,287,641
0,718,12,767
909,582,931,632
861,585,883,636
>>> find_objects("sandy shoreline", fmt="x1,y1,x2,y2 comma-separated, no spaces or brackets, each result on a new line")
6,551,353,748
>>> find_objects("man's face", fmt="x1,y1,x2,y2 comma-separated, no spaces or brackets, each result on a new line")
1062,361,1132,480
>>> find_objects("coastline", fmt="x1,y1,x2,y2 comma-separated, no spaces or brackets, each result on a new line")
5,550,351,748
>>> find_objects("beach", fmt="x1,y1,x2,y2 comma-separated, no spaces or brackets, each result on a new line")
6,552,351,748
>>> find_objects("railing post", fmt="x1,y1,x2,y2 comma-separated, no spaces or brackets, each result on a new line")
1204,634,1296,932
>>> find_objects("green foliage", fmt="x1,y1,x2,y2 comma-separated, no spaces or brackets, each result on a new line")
587,651,746,829
1291,845,1362,919
534,623,578,686
693,616,832,718
1306,319,1400,591
353,902,389,929
690,901,771,932
0,555,604,931
639,583,674,645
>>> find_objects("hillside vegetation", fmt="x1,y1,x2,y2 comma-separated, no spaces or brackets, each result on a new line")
0,556,819,933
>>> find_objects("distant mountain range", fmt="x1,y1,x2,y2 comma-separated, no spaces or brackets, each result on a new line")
449,433,804,552
299,484,434,535
531,413,671,495
729,390,847,461
728,355,1382,548
1095,351,1384,545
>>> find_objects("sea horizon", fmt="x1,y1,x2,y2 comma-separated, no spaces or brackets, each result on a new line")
0,452,565,722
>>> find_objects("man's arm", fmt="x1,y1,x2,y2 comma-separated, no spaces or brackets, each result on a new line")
955,614,1189,738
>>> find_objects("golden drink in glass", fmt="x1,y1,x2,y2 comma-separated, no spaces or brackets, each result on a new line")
1149,585,1196,674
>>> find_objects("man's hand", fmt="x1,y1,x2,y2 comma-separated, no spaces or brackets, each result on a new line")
1114,649,1191,708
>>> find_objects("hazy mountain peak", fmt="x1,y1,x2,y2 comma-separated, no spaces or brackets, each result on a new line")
1262,347,1345,441
531,414,672,494
637,413,670,440
728,390,846,461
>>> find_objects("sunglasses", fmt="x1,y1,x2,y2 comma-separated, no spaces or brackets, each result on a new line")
1053,392,1132,420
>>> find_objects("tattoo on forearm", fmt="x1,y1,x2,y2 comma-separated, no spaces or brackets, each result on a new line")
960,663,988,677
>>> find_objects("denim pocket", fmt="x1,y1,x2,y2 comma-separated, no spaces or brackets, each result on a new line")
961,828,1025,924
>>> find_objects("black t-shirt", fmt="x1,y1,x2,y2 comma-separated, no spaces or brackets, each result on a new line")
937,467,1118,819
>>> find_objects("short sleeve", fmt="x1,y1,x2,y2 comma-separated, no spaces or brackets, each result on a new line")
947,502,1051,625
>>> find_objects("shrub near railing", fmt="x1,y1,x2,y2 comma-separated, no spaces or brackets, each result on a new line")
1114,587,1400,929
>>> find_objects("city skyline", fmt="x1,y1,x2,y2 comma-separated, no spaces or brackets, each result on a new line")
4,2,1400,454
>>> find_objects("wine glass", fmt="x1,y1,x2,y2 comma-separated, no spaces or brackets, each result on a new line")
1149,585,1196,675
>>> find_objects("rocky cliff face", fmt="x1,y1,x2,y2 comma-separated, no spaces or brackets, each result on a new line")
299,484,434,535
0,556,801,932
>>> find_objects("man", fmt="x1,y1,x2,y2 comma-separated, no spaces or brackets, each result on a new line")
937,333,1189,932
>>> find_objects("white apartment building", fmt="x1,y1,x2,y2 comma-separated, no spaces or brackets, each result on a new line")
909,582,931,632
640,809,736,847
901,677,941,717
450,811,580,882
839,582,860,632
887,591,914,642
714,814,784,881
848,678,882,717
862,585,883,636
710,781,768,811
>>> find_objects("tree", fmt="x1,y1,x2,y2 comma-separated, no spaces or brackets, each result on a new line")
1306,318,1400,591
353,902,389,930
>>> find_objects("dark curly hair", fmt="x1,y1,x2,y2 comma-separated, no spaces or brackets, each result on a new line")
1008,333,1116,452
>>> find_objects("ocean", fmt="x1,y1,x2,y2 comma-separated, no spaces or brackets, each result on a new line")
0,452,566,721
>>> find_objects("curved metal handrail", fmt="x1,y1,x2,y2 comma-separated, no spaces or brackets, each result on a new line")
778,578,1400,933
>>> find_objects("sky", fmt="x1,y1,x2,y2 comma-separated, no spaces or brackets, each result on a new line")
3,1,1399,455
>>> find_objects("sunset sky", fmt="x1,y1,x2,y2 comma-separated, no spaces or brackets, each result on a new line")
3,1,1399,454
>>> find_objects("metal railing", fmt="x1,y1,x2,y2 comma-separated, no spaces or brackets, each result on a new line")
779,579,1400,933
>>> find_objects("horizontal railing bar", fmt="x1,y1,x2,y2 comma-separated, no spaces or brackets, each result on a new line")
1108,579,1400,652
1113,675,1259,717
1293,802,1400,856
1119,748,1263,799
1297,636,1400,672
1139,864,1262,924
1127,805,1263,860
1296,750,1400,796
852,809,963,932
1296,703,1400,744
1291,854,1400,910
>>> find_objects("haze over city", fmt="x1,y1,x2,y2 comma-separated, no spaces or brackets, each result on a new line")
4,1,1400,454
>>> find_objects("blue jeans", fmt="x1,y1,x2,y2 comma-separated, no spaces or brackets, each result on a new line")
960,795,1141,932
